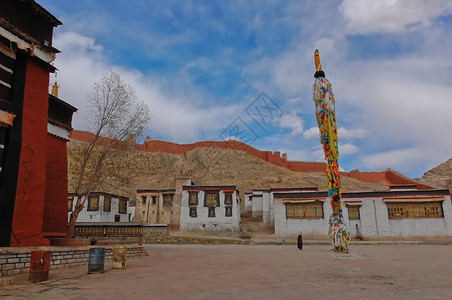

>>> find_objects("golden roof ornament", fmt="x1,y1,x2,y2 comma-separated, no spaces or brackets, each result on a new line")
51,81,59,98
314,49,322,72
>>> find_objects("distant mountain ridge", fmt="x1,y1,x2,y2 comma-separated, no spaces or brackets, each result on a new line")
67,138,387,199
418,158,452,189
70,130,433,191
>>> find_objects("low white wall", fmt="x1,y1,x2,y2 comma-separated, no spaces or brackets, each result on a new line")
251,192,263,217
243,194,252,213
262,193,271,223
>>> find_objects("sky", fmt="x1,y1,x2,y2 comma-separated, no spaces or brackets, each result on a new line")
38,0,452,179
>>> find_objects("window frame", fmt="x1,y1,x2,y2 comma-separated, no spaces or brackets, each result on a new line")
285,202,323,219
387,202,443,219
68,197,73,212
103,197,111,212
204,191,220,208
208,207,216,218
118,199,127,214
189,192,198,206
225,206,233,217
189,207,197,218
224,192,233,205
87,196,99,211
163,194,173,206
347,206,360,220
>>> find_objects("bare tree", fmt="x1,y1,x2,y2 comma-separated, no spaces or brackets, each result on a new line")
67,71,151,238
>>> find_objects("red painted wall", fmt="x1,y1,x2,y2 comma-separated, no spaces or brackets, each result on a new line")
43,134,68,238
287,161,326,173
11,59,50,246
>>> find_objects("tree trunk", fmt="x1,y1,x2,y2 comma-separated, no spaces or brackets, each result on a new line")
66,205,83,238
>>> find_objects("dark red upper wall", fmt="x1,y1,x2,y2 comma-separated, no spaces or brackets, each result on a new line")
43,134,68,238
11,59,50,247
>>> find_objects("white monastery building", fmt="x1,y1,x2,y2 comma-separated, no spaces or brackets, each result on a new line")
180,185,241,231
273,185,452,237
68,192,130,223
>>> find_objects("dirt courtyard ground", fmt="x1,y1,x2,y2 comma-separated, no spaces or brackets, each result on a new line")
1,244,451,299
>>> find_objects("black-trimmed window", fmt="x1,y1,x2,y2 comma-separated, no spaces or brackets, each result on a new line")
189,192,198,205
224,192,233,217
141,196,146,204
189,207,197,218
87,196,99,211
224,192,233,205
225,206,232,217
104,197,111,212
119,199,127,214
151,196,157,204
204,191,220,207
208,207,216,217
68,197,73,212
163,194,173,206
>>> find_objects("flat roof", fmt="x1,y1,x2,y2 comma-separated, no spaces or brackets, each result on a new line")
273,189,451,199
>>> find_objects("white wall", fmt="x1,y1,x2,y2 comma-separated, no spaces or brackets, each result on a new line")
180,190,241,231
262,192,271,223
274,198,331,236
251,191,263,217
128,204,135,221
243,194,252,213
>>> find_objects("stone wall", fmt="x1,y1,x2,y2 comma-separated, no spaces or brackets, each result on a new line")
142,224,169,243
0,245,147,276
142,224,254,245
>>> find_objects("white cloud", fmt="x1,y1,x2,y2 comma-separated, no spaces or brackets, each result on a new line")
338,127,370,140
53,32,240,142
303,127,319,139
340,143,359,155
339,0,452,35
361,148,423,170
279,113,303,136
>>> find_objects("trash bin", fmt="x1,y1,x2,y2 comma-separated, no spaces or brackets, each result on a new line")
88,247,106,274
29,251,51,283
112,246,127,269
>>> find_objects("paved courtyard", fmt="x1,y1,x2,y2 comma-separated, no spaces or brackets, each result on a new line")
1,244,451,299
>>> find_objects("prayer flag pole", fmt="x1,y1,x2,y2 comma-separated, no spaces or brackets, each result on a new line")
312,49,350,252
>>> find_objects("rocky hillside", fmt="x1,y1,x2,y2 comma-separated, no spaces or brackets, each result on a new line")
68,139,387,199
418,158,452,189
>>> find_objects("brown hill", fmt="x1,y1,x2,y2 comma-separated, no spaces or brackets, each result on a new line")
68,139,387,199
418,158,452,189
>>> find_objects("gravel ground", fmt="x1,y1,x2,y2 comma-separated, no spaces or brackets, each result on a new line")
1,244,451,300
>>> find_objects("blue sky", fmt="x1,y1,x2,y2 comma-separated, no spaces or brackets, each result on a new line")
39,0,452,179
